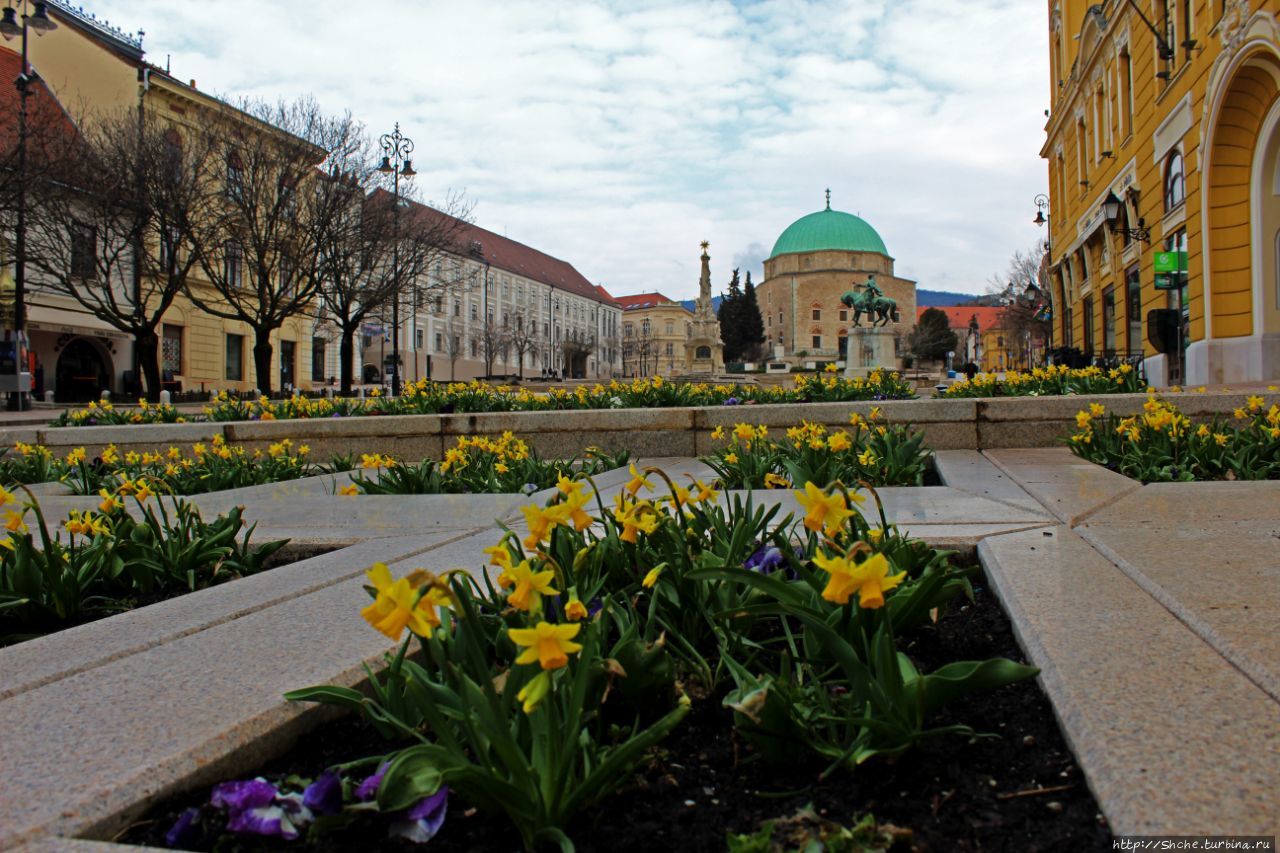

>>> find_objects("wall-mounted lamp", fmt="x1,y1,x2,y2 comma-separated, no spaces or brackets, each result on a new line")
1101,190,1150,243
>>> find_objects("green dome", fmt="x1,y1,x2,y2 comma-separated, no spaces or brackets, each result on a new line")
768,208,888,259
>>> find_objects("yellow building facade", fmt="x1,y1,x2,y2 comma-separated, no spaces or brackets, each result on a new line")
617,293,696,377
1042,0,1280,385
15,2,316,400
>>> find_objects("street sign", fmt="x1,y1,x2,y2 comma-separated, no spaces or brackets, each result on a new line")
1153,251,1187,273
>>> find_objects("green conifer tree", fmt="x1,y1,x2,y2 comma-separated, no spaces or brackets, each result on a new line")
739,271,765,361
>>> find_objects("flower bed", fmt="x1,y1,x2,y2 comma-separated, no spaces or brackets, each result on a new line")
942,364,1143,398
342,435,628,496
701,408,931,488
1066,394,1280,482
0,487,288,645
50,371,916,427
123,581,1111,851
115,471,1090,850
0,437,319,497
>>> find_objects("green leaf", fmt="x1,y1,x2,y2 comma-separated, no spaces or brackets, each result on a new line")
375,745,445,812
911,658,1040,716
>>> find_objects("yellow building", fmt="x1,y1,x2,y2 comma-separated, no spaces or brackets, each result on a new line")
11,2,317,399
616,292,696,377
1042,0,1280,385
757,196,916,363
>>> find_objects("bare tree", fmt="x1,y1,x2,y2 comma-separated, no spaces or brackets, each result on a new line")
986,241,1051,364
439,313,466,380
24,107,218,399
314,165,472,395
185,96,361,393
507,308,539,380
468,315,510,378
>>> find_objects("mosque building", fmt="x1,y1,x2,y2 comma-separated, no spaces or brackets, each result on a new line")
757,193,917,362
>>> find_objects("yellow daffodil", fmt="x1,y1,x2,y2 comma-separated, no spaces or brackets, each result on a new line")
858,448,876,466
794,482,858,536
360,563,446,640
338,484,359,496
812,550,905,608
506,560,558,612
1196,424,1211,438
134,481,155,501
827,432,851,452
1234,408,1247,419
0,486,14,507
613,494,660,543
565,598,589,621
517,670,552,713
4,509,28,534
1247,395,1264,412
1089,403,1105,417
521,502,568,549
562,489,593,531
642,564,665,588
763,473,790,489
724,452,738,464
688,478,717,503
97,489,121,513
624,463,654,496
1075,411,1092,429
509,621,583,670
733,423,755,441
1214,433,1229,446
66,447,86,465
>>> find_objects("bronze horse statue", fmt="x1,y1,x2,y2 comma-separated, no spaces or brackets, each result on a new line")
841,284,900,328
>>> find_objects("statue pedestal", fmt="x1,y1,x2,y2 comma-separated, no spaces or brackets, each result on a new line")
843,327,897,379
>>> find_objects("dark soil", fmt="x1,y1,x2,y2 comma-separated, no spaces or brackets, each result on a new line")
118,578,1112,852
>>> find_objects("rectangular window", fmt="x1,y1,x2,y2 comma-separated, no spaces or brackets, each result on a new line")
811,309,821,321
279,340,296,389
839,309,847,322
311,339,326,382
1120,49,1133,138
1082,295,1095,355
1063,303,1074,349
1102,287,1117,354
470,339,478,357
162,324,184,376
226,157,245,201
225,333,244,381
665,342,673,356
435,332,443,352
224,241,243,288
70,221,96,279
812,335,822,349
1126,266,1142,353
415,328,424,349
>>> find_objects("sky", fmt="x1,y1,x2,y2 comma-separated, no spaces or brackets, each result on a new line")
85,0,1050,300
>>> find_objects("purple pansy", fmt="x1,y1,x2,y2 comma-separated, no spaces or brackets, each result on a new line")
356,763,389,802
164,807,200,848
744,545,785,574
302,770,343,817
210,778,312,840
390,786,449,844
723,397,740,406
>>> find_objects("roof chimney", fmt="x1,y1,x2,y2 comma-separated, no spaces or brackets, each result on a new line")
189,79,197,89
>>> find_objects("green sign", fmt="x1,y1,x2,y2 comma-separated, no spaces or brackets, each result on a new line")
1153,251,1188,273
1155,272,1187,291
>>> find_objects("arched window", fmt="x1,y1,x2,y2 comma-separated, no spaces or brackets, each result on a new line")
1164,150,1185,211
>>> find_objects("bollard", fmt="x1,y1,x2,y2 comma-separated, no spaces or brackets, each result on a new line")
358,387,365,399
43,390,54,404
100,390,110,401
326,386,334,399
159,390,171,406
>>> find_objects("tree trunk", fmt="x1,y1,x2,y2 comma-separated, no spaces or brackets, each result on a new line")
339,324,356,397
253,333,274,395
136,329,162,403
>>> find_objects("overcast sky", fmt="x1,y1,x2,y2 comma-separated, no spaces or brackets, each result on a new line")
88,0,1050,299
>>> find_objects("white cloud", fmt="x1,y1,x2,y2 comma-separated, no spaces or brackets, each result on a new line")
86,0,1049,298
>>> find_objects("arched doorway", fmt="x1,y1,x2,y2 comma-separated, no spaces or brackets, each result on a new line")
1204,45,1280,382
55,338,111,403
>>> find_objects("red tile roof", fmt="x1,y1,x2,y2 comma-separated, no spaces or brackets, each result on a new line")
614,292,675,311
594,284,621,308
916,305,1005,332
389,191,611,306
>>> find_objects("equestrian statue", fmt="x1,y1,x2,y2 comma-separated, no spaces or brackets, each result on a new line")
841,275,900,328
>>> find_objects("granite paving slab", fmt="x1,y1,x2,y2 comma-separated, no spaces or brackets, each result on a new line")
1078,521,1280,704
982,447,1141,525
932,450,1046,514
0,528,502,848
0,532,464,702
979,526,1280,836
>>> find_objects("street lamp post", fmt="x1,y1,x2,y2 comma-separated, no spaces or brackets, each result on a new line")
1,1,57,410
1032,194,1054,363
377,123,415,397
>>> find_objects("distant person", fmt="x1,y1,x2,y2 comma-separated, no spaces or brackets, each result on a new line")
963,362,978,380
